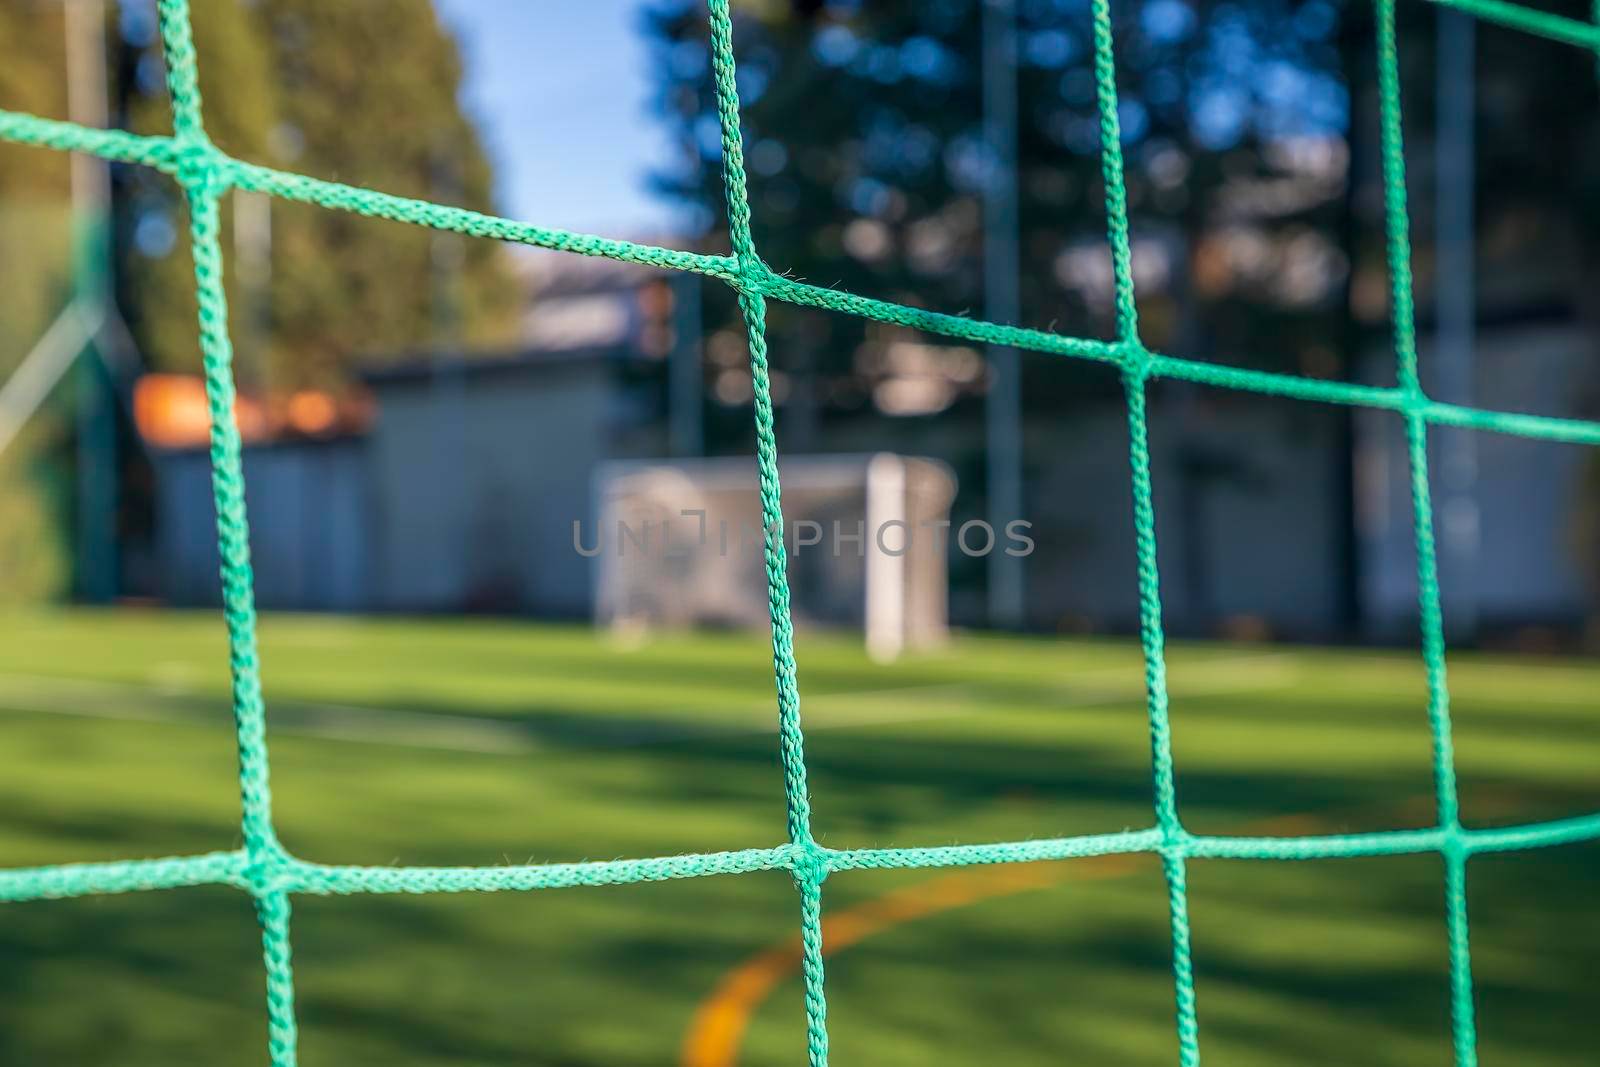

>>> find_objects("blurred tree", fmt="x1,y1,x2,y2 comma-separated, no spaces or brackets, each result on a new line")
646,0,1354,438
116,0,276,384
648,0,1600,635
648,0,1600,395
0,6,76,606
3,0,524,602
117,0,519,389
0,4,75,365
0,439,71,606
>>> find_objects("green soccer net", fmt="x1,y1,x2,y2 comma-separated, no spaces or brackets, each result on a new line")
4,0,1600,1064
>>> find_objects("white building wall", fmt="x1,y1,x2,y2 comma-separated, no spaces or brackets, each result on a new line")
1358,324,1597,635
367,361,618,616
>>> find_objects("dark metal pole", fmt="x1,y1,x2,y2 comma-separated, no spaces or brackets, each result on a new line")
67,0,117,603
670,272,704,457
983,0,1024,629
1436,9,1478,642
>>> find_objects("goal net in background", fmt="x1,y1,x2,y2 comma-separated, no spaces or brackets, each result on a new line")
2,1,1600,1066
596,454,956,662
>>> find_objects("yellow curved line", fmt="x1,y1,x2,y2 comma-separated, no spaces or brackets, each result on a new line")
679,812,1352,1067
679,852,1138,1067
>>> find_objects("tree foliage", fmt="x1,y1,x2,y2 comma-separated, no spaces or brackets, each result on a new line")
0,4,74,367
647,0,1600,411
118,0,518,389
646,0,1353,430
0,6,78,605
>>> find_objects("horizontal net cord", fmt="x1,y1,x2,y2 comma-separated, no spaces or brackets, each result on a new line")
7,808,1598,904
1419,399,1600,446
0,110,736,282
0,845,798,902
286,846,797,894
756,273,1122,363
6,112,1600,451
0,109,176,169
0,848,247,902
1425,0,1600,49
228,159,736,282
4,0,1600,1057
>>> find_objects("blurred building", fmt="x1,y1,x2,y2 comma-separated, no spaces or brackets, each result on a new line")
138,252,678,616
1359,325,1600,640
360,345,665,615
141,344,666,616
128,242,1600,643
132,336,1599,639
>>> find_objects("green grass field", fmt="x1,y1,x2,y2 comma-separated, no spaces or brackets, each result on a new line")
0,609,1596,1066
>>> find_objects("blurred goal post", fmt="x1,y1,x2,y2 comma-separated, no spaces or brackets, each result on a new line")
593,453,956,661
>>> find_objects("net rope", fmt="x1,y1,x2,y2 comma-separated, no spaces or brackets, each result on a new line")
1,0,1599,1063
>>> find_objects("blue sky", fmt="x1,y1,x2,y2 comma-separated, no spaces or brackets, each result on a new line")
431,0,680,238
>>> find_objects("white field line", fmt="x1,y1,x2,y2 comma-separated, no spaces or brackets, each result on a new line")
0,653,1302,754
0,673,538,755
797,651,1302,730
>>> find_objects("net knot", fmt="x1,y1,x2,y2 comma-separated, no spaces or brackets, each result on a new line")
734,254,771,297
240,845,296,896
789,843,830,888
1119,341,1155,382
173,136,227,197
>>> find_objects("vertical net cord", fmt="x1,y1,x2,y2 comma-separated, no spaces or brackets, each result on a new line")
1091,1,1200,1062
154,2,298,1064
0,1,1589,1062
705,3,829,1065
1375,1,1476,1063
